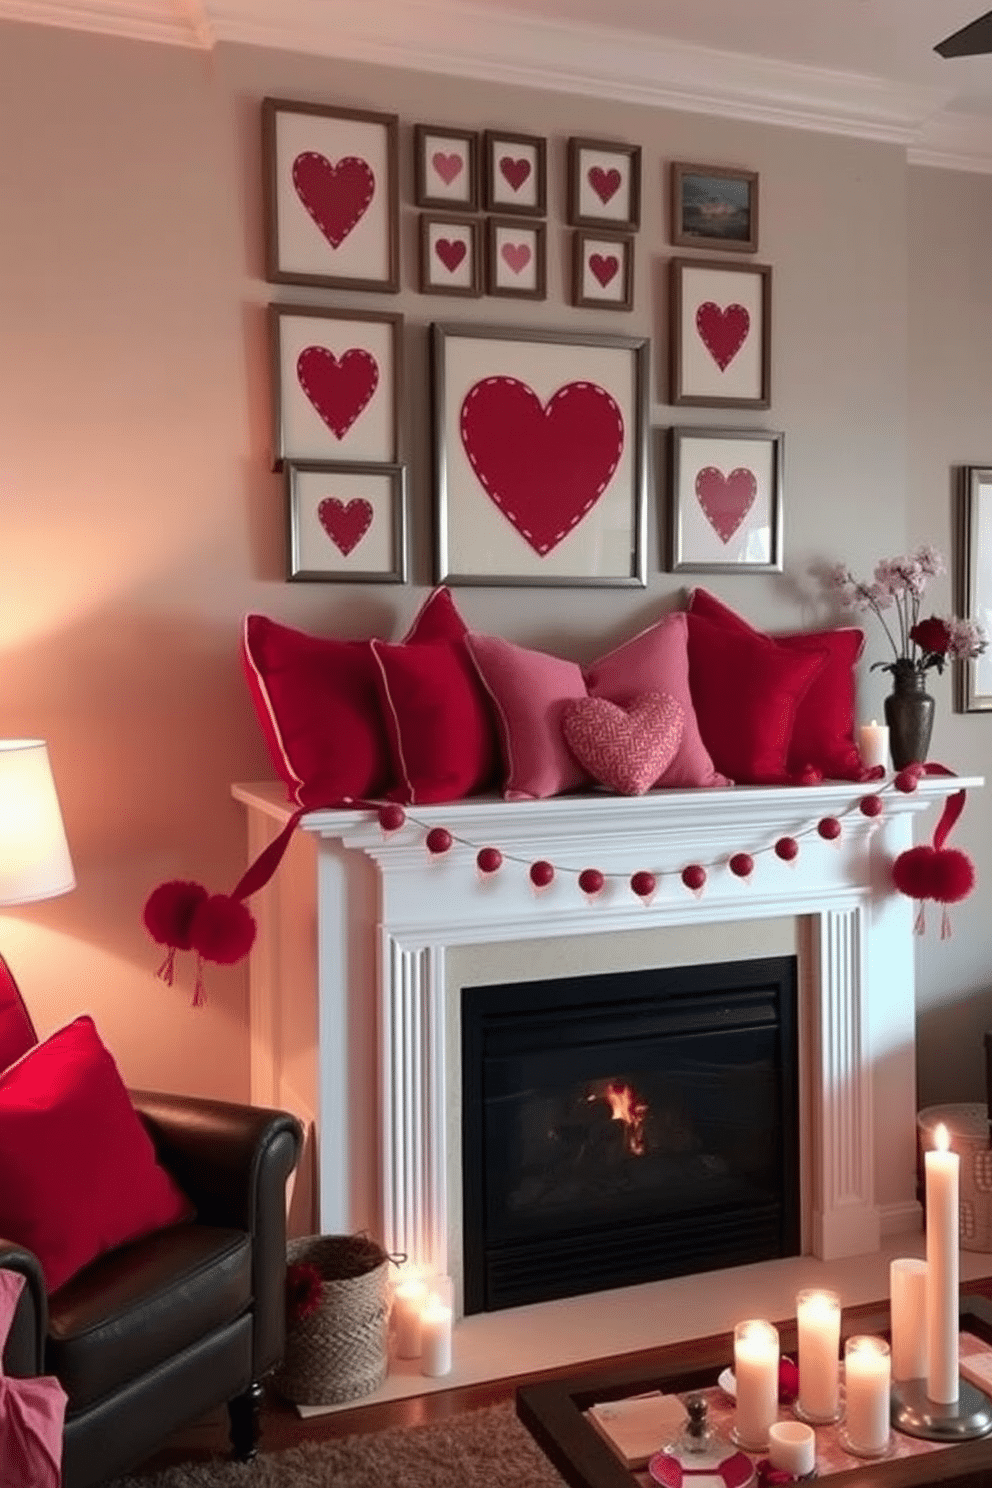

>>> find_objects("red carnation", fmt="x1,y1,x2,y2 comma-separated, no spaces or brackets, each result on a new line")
286,1261,323,1325
910,615,952,657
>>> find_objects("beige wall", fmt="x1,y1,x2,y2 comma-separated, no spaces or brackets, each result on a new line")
0,16,985,1106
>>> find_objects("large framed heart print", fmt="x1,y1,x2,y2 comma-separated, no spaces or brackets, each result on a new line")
670,257,771,408
668,426,783,573
431,323,648,587
262,98,399,292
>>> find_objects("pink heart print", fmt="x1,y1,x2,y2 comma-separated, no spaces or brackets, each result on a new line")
435,238,467,273
695,464,757,543
296,346,379,439
318,497,374,556
459,376,624,556
588,166,621,204
589,253,619,287
695,301,750,371
499,156,531,192
291,153,375,249
562,692,685,796
500,242,531,275
431,151,463,186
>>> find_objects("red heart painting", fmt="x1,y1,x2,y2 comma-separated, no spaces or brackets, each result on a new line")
499,156,531,192
500,242,531,275
695,464,757,543
435,238,467,273
296,346,379,439
431,151,462,186
460,376,624,556
318,497,374,556
292,152,375,249
695,301,750,371
589,253,618,288
588,166,621,204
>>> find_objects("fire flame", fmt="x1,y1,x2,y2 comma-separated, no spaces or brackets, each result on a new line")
601,1080,649,1156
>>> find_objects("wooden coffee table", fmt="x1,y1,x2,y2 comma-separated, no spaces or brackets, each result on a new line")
516,1294,992,1488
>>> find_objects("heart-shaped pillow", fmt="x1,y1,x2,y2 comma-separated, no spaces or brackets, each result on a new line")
562,692,684,796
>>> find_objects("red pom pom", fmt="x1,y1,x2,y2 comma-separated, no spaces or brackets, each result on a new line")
143,880,208,950
931,848,976,903
817,817,841,841
729,853,754,878
378,804,406,832
189,894,256,965
892,845,936,898
681,864,706,891
795,765,823,786
578,868,604,896
775,837,799,862
860,793,884,818
477,847,503,874
630,870,656,899
426,827,453,855
894,767,921,794
529,860,555,888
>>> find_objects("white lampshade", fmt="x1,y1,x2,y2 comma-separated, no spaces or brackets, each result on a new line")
0,740,75,905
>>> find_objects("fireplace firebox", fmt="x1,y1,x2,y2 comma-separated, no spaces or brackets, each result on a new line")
462,956,799,1313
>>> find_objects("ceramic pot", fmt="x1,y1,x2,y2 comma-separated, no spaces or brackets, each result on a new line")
883,662,935,769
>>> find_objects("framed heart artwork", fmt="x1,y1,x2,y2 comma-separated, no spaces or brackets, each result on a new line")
413,125,478,210
571,230,633,310
261,98,399,292
667,426,783,573
419,213,482,297
286,461,407,582
269,305,402,467
482,130,547,216
567,137,641,230
431,322,649,587
486,218,546,299
670,257,772,408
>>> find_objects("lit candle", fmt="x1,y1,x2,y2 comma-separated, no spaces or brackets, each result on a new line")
733,1318,780,1451
420,1285,453,1377
843,1335,891,1456
859,720,889,771
925,1122,960,1404
796,1288,841,1422
889,1257,928,1382
768,1421,816,1478
393,1276,427,1359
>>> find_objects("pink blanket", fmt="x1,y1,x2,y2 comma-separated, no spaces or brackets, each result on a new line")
0,1270,66,1487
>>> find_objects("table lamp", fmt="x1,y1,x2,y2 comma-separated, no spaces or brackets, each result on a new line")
0,740,75,904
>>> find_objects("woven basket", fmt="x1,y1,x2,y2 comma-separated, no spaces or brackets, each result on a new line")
272,1233,390,1405
918,1103,992,1252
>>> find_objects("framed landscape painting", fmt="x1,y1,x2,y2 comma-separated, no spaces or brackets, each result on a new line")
670,162,758,252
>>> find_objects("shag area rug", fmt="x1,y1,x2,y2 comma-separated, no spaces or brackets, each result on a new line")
107,1403,568,1488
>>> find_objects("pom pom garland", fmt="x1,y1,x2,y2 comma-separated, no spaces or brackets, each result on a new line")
425,827,453,855
578,868,605,896
859,793,884,818
630,870,656,900
681,864,706,892
729,853,754,878
529,860,555,888
817,816,841,841
894,767,922,794
477,847,503,874
774,836,799,862
378,804,406,832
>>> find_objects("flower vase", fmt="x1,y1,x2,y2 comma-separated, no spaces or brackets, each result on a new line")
884,663,935,769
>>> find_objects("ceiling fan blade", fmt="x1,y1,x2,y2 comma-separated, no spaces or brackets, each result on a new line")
935,9,992,56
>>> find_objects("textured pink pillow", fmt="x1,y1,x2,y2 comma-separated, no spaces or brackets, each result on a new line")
562,693,684,796
465,633,589,800
584,612,729,788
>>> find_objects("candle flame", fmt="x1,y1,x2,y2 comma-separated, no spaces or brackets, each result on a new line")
934,1122,950,1152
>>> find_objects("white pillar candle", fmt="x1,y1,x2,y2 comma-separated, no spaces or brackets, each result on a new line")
732,1319,780,1451
421,1294,453,1377
859,720,889,771
768,1421,816,1478
393,1277,427,1358
925,1123,960,1404
796,1288,841,1422
844,1335,891,1456
889,1257,928,1382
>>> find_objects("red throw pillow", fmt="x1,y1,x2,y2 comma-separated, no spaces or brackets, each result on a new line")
371,639,498,804
0,956,37,1072
688,588,865,780
685,613,828,784
0,1016,194,1293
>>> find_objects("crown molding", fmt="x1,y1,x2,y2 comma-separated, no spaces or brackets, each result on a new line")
3,0,992,170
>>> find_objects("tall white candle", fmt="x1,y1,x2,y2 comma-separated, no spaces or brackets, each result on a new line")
859,720,889,771
844,1336,891,1456
925,1123,960,1404
421,1295,453,1377
733,1319,779,1451
393,1277,427,1359
890,1257,928,1382
796,1288,841,1422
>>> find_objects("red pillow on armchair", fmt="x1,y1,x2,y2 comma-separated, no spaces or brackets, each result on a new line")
0,954,36,1072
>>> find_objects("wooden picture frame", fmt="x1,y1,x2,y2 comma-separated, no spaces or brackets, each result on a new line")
431,321,648,587
670,161,759,252
261,98,399,292
571,230,633,310
482,130,547,216
419,213,482,297
668,425,783,573
286,461,407,582
567,137,641,230
414,125,478,210
269,304,402,468
955,465,992,711
670,257,772,408
486,217,546,299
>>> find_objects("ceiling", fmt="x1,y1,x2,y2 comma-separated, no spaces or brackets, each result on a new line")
6,0,992,170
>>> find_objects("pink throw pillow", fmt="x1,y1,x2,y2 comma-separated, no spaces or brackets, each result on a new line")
584,612,729,788
562,693,684,796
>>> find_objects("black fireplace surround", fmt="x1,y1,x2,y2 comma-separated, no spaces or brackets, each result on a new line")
461,955,799,1313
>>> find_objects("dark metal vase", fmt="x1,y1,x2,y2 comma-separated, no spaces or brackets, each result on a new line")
883,662,935,769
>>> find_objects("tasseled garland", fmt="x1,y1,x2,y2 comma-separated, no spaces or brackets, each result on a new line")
890,762,975,937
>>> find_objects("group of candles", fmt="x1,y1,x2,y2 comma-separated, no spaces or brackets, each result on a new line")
733,1120,962,1474
391,1272,454,1377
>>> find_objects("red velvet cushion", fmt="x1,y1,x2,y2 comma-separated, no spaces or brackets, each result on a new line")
371,639,498,804
688,588,865,780
0,1016,194,1293
685,613,828,784
0,956,37,1072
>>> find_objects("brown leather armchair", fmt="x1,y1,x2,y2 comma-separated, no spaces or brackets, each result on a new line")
0,1031,302,1487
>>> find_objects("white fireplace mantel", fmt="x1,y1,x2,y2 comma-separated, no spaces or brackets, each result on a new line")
234,776,982,1300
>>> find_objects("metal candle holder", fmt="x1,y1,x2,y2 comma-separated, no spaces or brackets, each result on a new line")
891,1377,992,1441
